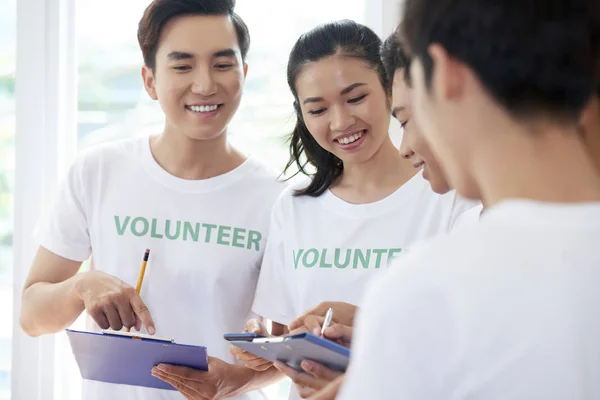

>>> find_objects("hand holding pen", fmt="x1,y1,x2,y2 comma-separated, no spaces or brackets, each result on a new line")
320,307,334,336
289,301,358,332
74,248,155,334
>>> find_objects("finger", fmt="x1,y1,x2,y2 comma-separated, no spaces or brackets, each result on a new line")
323,324,353,343
244,318,263,334
229,345,245,356
127,290,155,335
297,385,317,399
113,297,136,328
274,361,327,391
89,309,110,330
274,360,299,376
230,348,272,371
103,305,123,331
233,350,273,371
301,361,342,381
290,303,330,330
307,375,345,400
246,358,273,371
156,364,198,381
152,369,207,399
289,325,310,335
304,315,325,336
235,351,265,363
134,315,142,331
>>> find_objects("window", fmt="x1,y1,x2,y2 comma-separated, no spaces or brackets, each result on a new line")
76,0,369,174
0,0,16,398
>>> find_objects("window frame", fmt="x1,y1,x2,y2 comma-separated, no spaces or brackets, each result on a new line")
12,0,77,398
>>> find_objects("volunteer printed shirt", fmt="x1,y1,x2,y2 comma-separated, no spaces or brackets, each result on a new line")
38,137,285,400
252,172,476,327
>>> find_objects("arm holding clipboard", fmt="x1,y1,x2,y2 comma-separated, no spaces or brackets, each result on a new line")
229,308,355,399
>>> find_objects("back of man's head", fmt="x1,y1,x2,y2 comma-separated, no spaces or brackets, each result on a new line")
402,0,600,124
381,26,412,86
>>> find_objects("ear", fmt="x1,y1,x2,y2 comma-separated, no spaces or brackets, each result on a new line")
243,63,249,79
142,65,158,101
428,44,466,102
579,95,600,140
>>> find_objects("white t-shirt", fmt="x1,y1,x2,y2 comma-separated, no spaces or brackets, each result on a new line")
339,200,600,400
252,173,475,327
38,137,285,400
253,173,476,399
452,203,484,231
256,172,478,312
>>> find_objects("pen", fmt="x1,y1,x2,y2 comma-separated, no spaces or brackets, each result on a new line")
320,307,334,336
126,248,150,333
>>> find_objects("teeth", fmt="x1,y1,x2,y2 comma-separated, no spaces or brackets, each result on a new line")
188,104,219,113
338,130,364,145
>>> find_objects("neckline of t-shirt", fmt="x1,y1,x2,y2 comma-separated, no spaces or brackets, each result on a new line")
483,198,600,229
138,136,259,193
318,172,426,218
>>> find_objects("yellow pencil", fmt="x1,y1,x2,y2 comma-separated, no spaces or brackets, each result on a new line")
126,248,150,333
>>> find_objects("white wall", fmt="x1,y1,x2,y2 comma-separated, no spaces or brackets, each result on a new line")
365,0,405,147
365,0,404,37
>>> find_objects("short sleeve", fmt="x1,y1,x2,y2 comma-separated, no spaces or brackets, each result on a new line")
36,155,92,262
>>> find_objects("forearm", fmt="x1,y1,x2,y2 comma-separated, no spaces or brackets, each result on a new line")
20,274,85,337
230,365,285,397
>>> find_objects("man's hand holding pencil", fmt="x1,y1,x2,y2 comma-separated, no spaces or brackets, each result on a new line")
73,250,155,334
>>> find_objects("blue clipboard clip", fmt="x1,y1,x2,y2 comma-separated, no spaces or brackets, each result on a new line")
101,329,175,343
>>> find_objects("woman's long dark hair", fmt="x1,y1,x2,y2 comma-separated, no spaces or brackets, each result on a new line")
284,20,390,197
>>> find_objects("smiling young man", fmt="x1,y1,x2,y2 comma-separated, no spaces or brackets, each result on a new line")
383,27,486,228
337,0,600,399
19,0,285,399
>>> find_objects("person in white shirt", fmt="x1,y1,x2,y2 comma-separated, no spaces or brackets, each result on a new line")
297,30,600,400
19,1,286,399
337,0,600,399
230,19,475,399
385,25,484,229
254,25,488,399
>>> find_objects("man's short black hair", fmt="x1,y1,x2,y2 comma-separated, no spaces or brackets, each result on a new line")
138,0,250,71
402,0,600,123
381,26,412,86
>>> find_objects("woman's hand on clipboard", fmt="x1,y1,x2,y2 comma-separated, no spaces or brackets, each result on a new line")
321,323,353,348
273,359,344,399
274,322,353,399
289,302,358,333
293,315,354,349
229,319,274,371
307,375,345,400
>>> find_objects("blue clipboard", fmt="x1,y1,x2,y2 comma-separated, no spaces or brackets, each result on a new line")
225,332,350,372
66,328,208,390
